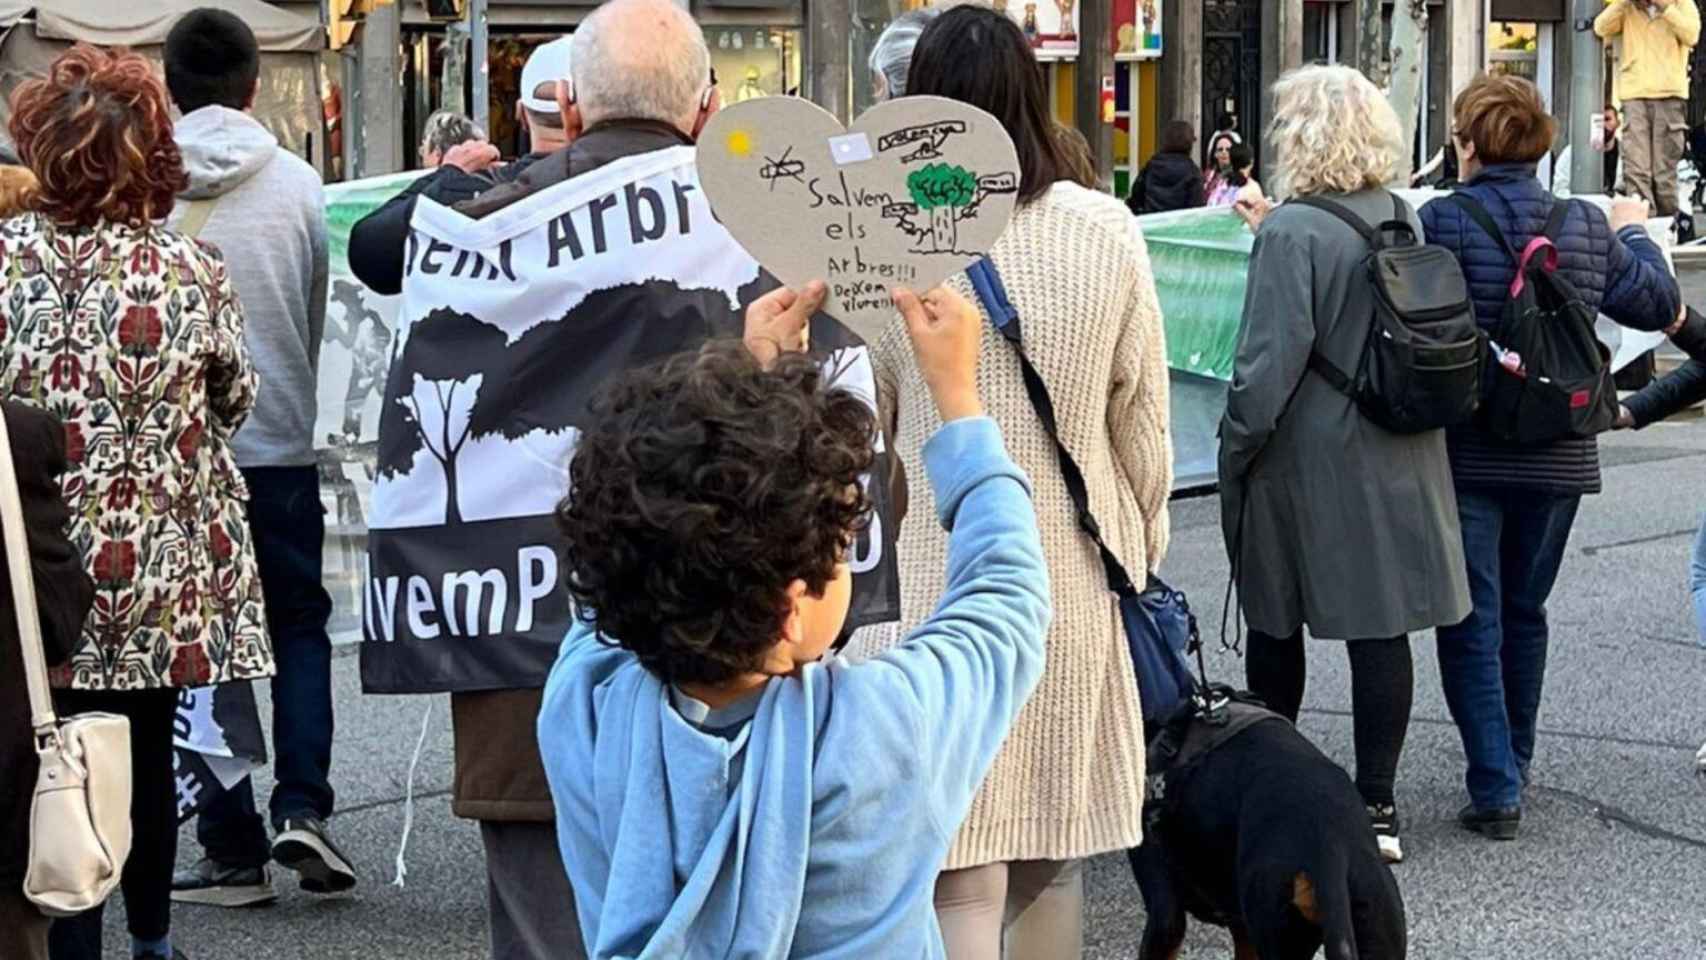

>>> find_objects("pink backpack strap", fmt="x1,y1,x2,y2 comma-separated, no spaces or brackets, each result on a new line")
1509,235,1559,299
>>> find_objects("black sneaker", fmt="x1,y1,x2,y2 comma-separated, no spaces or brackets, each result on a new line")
272,817,357,894
170,858,276,907
1367,803,1403,864
1458,803,1521,841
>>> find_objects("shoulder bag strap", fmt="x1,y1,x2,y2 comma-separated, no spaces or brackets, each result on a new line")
1289,196,1378,245
965,258,1138,596
1285,197,1371,397
0,410,57,737
176,198,220,240
1446,193,1520,265
1540,199,1573,241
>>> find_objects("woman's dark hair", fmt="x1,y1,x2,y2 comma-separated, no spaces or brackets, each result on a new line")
1226,143,1254,186
10,45,187,229
556,342,875,687
1203,132,1237,174
906,5,1064,204
1159,120,1195,155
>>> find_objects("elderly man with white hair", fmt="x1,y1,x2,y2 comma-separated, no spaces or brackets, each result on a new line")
366,3,774,954
456,0,720,219
365,3,746,958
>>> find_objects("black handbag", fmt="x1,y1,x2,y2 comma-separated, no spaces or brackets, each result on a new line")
965,258,1201,729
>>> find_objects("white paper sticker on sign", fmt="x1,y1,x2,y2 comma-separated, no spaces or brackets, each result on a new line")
829,132,874,165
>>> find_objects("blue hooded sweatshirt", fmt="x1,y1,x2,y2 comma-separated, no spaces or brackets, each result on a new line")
537,416,1051,959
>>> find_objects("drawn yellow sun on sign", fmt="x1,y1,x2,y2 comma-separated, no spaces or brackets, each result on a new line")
726,129,754,158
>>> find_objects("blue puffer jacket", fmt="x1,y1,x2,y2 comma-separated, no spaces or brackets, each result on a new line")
1419,163,1680,495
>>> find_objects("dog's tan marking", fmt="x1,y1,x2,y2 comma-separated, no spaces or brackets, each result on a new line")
1292,872,1321,924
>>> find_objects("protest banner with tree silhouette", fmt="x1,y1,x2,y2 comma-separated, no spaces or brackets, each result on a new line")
361,146,900,694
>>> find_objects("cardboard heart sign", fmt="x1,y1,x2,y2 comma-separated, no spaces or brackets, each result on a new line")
698,95,1021,342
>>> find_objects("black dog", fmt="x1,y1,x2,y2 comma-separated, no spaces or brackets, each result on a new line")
1130,699,1406,959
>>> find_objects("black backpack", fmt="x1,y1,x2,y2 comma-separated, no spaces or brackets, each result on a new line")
1447,195,1619,444
1291,195,1484,434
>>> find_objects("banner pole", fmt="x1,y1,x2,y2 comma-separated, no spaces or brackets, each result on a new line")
470,0,490,134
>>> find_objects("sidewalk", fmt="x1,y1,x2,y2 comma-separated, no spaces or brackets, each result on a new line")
129,423,1706,959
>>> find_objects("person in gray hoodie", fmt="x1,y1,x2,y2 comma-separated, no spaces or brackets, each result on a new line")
161,8,352,908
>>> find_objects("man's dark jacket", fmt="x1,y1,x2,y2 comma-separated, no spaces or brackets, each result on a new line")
346,152,546,297
356,120,725,822
1126,152,1204,216
1,402,93,881
1627,306,1706,428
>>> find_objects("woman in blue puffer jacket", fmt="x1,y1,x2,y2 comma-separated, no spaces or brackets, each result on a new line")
1419,73,1680,841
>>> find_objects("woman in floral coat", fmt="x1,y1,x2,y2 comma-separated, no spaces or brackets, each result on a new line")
0,46,271,960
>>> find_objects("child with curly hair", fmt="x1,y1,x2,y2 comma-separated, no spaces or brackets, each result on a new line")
538,282,1052,957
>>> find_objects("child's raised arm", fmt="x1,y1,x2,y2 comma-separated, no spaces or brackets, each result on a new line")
857,286,1052,837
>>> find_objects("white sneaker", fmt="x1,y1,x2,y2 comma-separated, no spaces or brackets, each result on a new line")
1368,803,1404,865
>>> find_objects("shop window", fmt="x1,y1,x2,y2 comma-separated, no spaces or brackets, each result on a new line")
1488,21,1540,85
706,27,803,109
1303,1,1340,64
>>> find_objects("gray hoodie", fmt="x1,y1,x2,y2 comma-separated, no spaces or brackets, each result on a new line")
171,106,327,468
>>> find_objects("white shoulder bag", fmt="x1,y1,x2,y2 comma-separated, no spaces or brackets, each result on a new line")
0,409,132,916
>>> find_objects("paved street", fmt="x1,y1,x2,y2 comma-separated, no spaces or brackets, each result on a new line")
108,421,1706,959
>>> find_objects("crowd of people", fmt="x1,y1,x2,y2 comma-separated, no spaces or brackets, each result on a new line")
0,1,1700,960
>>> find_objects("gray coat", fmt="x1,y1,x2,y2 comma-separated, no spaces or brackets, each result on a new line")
1218,189,1471,640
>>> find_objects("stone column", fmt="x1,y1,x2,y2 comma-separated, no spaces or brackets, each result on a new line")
352,0,404,178
808,0,853,123
1159,0,1201,139
1074,0,1116,181
1446,0,1485,104
1262,0,1304,190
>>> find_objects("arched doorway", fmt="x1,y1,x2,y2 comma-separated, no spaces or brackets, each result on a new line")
1202,0,1262,172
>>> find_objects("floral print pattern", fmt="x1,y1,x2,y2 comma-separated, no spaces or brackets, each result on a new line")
0,213,271,691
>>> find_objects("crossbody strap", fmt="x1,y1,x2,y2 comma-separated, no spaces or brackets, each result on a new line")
1539,199,1572,242
1286,195,1400,399
176,198,220,240
0,409,56,737
966,258,1137,596
1447,192,1521,264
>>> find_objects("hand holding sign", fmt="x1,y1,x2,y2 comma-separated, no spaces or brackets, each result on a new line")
698,96,1021,343
895,285,984,421
744,280,827,368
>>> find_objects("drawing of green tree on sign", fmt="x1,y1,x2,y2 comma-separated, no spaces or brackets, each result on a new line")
906,163,978,253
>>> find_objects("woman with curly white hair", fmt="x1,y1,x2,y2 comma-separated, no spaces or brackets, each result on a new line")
1220,64,1471,865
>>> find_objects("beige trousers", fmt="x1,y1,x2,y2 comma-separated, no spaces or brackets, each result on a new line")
935,859,1084,960
1621,97,1687,216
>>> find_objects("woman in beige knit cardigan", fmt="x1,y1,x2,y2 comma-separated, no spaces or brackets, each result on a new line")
847,7,1172,957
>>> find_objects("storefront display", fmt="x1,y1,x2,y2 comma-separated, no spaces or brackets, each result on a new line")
707,26,802,105
1111,0,1162,199
1113,0,1162,58
992,0,1080,60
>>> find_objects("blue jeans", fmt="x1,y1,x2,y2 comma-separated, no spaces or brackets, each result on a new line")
1435,488,1581,812
198,466,336,867
1693,515,1706,646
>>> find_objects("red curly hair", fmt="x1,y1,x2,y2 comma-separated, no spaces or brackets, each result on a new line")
9,44,187,229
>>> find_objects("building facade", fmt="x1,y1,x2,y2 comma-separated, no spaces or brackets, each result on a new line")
310,1,1622,190
1151,1,1595,195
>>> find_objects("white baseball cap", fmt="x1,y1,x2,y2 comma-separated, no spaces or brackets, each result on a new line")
519,37,573,115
